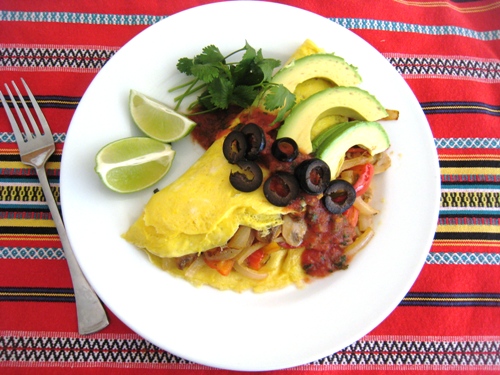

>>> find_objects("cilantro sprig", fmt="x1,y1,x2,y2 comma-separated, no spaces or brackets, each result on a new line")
169,42,295,123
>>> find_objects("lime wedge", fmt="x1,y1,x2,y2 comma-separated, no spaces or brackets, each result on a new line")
129,89,196,142
95,137,175,193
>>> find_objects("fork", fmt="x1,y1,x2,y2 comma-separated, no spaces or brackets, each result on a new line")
0,79,109,335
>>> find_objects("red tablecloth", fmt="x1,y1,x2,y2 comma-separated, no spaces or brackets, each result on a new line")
1,0,499,373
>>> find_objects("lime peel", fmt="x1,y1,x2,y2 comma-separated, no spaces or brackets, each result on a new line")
95,137,175,193
129,89,196,143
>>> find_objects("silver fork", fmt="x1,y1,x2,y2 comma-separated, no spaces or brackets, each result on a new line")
0,79,109,335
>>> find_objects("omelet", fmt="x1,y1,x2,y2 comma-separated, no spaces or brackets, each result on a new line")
124,137,286,258
123,136,307,292
149,248,306,293
123,40,372,293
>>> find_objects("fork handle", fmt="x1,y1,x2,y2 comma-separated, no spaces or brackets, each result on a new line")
36,165,109,335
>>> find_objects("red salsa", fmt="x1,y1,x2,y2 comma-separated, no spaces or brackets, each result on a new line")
189,106,357,278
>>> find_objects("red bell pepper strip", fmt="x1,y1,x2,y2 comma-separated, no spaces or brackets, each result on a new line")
350,163,374,197
246,249,266,270
343,206,359,227
203,258,235,276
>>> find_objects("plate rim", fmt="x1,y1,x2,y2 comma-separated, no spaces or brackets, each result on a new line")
60,1,441,371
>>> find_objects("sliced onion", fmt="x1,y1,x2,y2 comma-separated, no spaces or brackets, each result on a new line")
340,155,373,172
357,213,373,232
353,196,379,216
373,151,391,174
236,242,266,265
255,225,282,243
233,262,268,280
184,255,205,278
203,247,242,261
227,226,254,250
344,227,375,258
339,170,355,184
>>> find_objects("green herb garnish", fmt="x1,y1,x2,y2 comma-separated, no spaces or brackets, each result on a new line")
169,42,295,123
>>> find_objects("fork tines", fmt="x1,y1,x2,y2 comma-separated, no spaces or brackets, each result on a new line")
1,78,53,143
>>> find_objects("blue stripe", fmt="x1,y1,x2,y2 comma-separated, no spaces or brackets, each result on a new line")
331,18,500,41
1,11,498,41
427,252,500,265
1,247,64,260
440,209,500,216
0,10,166,25
434,138,500,149
0,132,65,143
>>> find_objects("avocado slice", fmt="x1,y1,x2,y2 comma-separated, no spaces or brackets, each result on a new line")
311,114,348,141
315,121,390,178
271,53,362,93
277,86,388,154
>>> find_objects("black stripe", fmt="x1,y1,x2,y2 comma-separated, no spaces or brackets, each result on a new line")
0,95,80,110
0,175,59,182
421,101,500,116
0,226,58,235
3,288,498,306
401,292,500,307
3,206,51,211
0,154,62,162
0,287,74,303
441,180,500,186
434,232,500,240
439,160,500,168
439,213,500,219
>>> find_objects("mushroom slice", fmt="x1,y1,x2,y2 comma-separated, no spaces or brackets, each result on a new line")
282,214,307,247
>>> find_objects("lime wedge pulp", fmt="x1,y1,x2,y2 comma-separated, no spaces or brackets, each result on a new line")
129,89,196,143
95,137,175,193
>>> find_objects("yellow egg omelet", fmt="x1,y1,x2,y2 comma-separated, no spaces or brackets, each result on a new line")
123,40,371,293
124,137,285,258
122,137,307,292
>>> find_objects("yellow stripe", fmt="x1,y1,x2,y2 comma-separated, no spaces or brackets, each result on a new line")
0,235,60,241
37,99,78,106
440,167,500,175
424,105,500,114
393,0,500,13
0,161,61,169
439,154,500,161
436,224,499,233
0,292,73,297
0,218,55,227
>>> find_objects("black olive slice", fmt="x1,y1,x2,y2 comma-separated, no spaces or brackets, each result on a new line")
263,172,300,206
223,131,248,164
295,158,331,195
229,160,263,192
241,123,266,160
271,137,299,162
323,179,356,214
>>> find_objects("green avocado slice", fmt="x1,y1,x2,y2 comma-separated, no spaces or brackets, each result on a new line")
277,86,388,154
270,53,362,92
315,121,390,178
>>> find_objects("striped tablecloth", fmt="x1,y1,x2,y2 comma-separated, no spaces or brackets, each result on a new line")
1,0,499,373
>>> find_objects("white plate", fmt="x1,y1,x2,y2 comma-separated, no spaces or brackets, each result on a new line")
60,1,440,371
